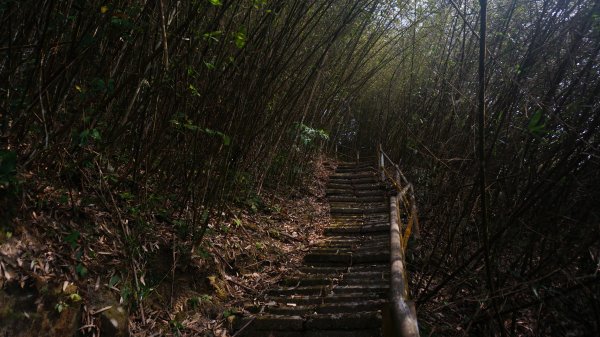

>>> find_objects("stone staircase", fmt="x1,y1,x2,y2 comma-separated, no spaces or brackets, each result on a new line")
233,162,392,337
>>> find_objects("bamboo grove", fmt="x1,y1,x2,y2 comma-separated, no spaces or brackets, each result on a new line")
353,0,600,335
1,0,404,238
1,0,599,336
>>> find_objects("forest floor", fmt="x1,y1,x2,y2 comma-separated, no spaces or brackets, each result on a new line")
0,156,336,336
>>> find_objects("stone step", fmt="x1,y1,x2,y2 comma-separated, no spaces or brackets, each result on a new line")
355,190,385,197
274,292,386,305
264,300,387,315
309,243,389,253
280,271,390,287
341,271,390,280
234,312,383,336
303,252,389,265
280,276,387,288
327,183,383,190
326,190,385,197
330,216,390,224
324,223,389,234
329,207,388,215
268,284,389,297
336,163,373,169
305,247,389,264
308,241,389,252
311,237,389,245
298,265,388,275
335,167,375,173
330,172,374,179
329,201,387,208
336,162,372,168
306,245,390,253
328,177,379,185
232,163,398,337
326,189,383,197
235,329,382,337
319,232,388,239
327,195,385,203
328,220,390,227
327,223,389,231
303,252,353,264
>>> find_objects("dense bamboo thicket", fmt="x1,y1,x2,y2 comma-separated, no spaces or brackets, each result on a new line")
1,0,404,234
1,0,599,336
352,0,600,335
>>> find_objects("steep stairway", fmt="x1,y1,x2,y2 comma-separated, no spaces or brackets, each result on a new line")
233,162,392,337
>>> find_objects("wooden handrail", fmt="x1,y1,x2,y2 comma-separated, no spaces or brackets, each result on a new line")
378,144,420,337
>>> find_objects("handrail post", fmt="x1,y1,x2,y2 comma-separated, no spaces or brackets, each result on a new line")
379,145,385,182
390,196,420,337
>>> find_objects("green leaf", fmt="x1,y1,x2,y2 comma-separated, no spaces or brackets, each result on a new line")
55,302,68,313
204,128,230,146
91,129,101,141
76,263,88,277
109,275,121,287
528,110,546,137
204,61,216,70
69,293,82,302
65,231,80,249
202,30,222,42
208,0,222,5
183,123,200,131
234,30,246,49
188,84,201,97
529,110,542,128
222,134,231,146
